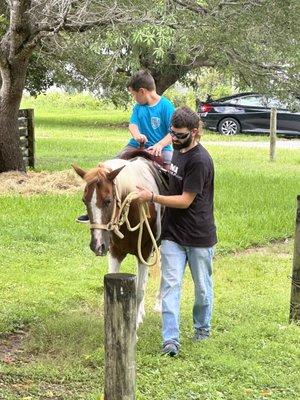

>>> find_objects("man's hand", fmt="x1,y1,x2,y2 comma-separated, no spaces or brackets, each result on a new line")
136,186,153,203
134,133,148,144
148,143,163,157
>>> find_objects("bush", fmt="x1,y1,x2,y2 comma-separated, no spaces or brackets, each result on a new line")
164,88,197,110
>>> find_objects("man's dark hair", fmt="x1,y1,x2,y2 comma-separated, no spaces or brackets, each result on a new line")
127,70,156,91
172,107,201,131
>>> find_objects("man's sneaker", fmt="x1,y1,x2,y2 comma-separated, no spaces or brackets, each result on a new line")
162,341,179,357
76,214,89,224
192,328,210,342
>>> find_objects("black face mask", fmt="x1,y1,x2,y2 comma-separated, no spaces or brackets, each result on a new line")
172,133,193,150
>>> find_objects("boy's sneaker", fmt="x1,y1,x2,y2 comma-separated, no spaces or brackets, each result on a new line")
76,214,89,224
192,328,210,342
162,341,179,357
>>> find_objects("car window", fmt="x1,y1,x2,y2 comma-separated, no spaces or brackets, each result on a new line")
267,98,288,109
221,98,239,105
234,96,265,106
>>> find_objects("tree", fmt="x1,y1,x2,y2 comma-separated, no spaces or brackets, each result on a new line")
1,1,299,172
47,0,299,105
0,0,155,172
167,0,300,99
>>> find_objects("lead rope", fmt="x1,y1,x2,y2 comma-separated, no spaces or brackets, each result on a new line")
119,191,159,267
90,184,159,267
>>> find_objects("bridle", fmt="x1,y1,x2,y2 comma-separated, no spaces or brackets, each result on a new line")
88,179,124,239
85,176,159,266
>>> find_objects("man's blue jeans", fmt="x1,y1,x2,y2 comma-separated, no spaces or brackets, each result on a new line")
160,239,214,345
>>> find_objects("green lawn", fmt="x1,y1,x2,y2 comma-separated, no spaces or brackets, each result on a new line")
21,94,298,172
21,94,131,171
0,95,299,399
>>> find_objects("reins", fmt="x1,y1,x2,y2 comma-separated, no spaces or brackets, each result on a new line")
89,182,159,267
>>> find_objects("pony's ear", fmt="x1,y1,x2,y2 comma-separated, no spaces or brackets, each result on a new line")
107,166,125,182
72,163,86,179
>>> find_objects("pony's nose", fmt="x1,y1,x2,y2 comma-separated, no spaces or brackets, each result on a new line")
90,239,107,256
97,243,108,256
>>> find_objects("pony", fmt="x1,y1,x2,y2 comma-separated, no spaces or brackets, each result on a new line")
73,155,164,326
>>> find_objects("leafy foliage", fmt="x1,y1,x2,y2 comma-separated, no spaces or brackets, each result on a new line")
26,1,300,105
0,14,8,36
25,53,55,96
2,1,300,104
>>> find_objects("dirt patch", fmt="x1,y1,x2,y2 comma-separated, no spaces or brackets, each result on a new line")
0,329,96,399
0,376,93,400
238,238,292,256
0,330,30,364
0,170,84,196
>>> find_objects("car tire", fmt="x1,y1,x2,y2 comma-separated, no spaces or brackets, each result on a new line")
218,117,241,135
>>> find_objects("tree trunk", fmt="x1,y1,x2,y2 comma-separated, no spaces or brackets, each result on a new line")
139,51,190,95
0,60,28,172
151,66,189,95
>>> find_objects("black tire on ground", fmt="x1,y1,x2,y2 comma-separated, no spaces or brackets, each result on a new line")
218,117,241,135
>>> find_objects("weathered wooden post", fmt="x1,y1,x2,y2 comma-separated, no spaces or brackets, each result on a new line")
26,109,35,168
104,273,136,400
18,108,35,168
289,195,300,322
269,107,277,162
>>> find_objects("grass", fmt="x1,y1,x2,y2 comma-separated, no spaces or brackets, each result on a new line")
21,94,298,172
213,146,299,252
0,211,299,399
0,93,299,399
22,93,131,171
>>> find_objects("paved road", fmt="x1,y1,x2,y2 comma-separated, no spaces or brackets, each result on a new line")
204,140,300,149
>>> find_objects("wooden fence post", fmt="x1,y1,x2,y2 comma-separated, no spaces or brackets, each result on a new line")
104,273,136,400
269,107,277,162
289,195,300,322
18,108,35,168
26,109,35,168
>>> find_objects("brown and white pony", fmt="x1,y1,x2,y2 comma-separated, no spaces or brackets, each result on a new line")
73,157,163,326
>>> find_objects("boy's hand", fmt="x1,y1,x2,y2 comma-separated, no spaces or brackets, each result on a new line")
148,143,162,156
134,133,148,144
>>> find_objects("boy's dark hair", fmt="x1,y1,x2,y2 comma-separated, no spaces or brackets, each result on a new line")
172,107,201,131
127,70,156,91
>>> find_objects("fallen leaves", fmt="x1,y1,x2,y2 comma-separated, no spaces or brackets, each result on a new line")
2,354,14,364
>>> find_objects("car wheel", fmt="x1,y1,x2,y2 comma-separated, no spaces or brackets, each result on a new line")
218,118,241,135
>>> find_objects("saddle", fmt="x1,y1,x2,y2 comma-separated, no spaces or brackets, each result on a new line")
119,148,169,195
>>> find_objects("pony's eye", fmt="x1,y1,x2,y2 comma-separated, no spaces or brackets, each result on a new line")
103,198,111,206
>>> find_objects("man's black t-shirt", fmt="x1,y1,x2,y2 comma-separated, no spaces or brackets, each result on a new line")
161,143,217,247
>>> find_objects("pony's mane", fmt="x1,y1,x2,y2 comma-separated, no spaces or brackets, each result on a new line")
84,165,110,183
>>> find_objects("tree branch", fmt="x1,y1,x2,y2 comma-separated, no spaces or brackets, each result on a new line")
0,40,6,66
172,0,208,15
17,2,162,58
9,0,32,60
172,0,264,15
225,48,287,76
